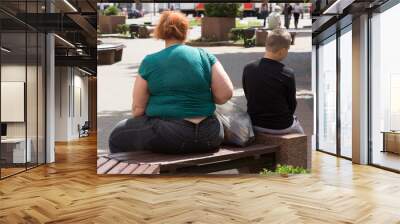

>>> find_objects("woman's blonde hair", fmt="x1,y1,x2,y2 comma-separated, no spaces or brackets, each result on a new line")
154,11,189,41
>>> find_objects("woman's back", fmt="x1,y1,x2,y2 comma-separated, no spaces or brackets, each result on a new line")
139,44,216,118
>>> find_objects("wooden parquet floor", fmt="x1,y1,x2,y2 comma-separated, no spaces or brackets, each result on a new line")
1,135,400,224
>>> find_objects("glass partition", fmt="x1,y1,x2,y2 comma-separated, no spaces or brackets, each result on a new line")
0,1,46,179
370,3,400,171
339,26,352,158
317,35,337,154
1,31,28,177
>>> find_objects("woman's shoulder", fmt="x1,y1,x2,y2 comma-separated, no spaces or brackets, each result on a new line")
177,44,202,54
142,50,163,65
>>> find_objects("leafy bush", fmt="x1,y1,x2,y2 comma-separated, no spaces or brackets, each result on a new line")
189,18,202,28
104,5,120,16
116,24,130,35
229,28,245,41
260,164,309,176
204,3,240,18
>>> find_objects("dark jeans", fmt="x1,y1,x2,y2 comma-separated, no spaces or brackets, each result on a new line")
109,115,224,154
284,14,292,29
294,13,300,29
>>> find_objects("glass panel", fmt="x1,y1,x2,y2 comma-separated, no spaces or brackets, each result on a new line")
38,33,45,165
339,27,352,158
317,36,337,154
1,31,27,177
26,0,39,169
371,4,400,171
27,31,38,169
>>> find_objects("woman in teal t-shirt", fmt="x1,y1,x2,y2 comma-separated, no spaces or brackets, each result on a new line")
109,11,234,154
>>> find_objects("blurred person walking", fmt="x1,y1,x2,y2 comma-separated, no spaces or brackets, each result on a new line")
283,4,293,29
259,3,269,27
293,3,303,29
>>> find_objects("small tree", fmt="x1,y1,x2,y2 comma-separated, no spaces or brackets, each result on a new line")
204,3,240,18
104,5,120,16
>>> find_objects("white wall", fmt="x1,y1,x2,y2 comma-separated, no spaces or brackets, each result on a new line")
54,67,89,141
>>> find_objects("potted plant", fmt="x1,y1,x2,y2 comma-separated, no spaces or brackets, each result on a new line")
201,3,240,41
98,5,126,34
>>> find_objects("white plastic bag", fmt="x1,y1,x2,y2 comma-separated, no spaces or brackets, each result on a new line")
215,100,255,147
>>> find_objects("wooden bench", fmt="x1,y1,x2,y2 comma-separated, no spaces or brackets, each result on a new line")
97,144,278,175
97,133,310,175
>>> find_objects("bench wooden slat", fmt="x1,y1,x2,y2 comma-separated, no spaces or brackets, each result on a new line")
107,150,156,161
124,145,277,166
142,164,160,174
99,144,278,174
97,157,109,168
158,146,277,171
97,159,119,174
120,164,139,174
109,144,275,164
131,164,150,174
107,162,129,174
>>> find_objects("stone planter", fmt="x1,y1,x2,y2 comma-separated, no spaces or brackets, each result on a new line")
97,43,125,65
201,17,235,41
256,29,269,46
98,15,126,34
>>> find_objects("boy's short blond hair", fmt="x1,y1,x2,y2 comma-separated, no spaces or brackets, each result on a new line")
266,29,292,52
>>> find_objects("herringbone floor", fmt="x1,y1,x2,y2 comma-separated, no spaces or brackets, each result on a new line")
1,135,400,224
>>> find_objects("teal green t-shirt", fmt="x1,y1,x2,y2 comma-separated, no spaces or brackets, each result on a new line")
138,44,217,118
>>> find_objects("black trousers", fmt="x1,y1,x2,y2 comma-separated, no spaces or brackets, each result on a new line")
293,13,300,29
109,115,224,154
284,14,292,29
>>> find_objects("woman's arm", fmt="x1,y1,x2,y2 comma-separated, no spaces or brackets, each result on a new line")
132,75,150,117
211,61,234,105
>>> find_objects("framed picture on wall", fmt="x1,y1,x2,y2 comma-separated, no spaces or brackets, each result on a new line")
1,81,25,122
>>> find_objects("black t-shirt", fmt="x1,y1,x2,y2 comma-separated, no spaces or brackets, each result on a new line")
242,58,297,130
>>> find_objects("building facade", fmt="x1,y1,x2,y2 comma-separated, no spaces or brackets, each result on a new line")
312,0,400,172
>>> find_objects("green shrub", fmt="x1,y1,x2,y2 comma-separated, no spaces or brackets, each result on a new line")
116,24,130,35
189,18,201,28
104,5,120,16
229,28,245,41
260,164,309,176
204,3,240,18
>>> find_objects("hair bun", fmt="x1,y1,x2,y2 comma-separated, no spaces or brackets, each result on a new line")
154,11,189,41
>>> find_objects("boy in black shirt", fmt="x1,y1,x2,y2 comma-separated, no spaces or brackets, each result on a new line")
242,28,304,134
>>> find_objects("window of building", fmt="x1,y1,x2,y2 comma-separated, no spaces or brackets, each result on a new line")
339,26,352,158
370,3,400,171
317,35,337,155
